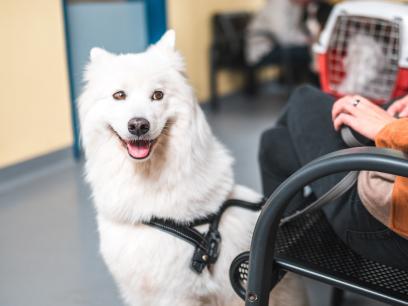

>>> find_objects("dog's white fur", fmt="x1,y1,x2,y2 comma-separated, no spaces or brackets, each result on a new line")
79,30,308,306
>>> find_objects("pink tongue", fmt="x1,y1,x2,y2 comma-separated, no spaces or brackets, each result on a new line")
126,142,150,159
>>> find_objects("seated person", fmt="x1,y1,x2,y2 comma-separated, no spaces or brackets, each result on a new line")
245,0,311,65
259,85,408,270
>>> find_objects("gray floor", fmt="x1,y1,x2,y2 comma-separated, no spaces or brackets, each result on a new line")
0,85,385,306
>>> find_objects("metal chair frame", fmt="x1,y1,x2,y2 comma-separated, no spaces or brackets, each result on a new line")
236,147,408,306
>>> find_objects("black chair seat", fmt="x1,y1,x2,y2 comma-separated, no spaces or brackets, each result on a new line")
276,210,408,305
231,210,408,305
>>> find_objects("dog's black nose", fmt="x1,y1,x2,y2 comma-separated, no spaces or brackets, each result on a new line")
128,118,150,136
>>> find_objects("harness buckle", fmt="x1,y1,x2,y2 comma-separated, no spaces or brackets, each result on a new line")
206,229,221,263
190,229,222,273
191,248,209,273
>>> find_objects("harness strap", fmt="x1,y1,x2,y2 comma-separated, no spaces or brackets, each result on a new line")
143,198,265,274
147,218,209,251
280,171,358,225
280,126,363,225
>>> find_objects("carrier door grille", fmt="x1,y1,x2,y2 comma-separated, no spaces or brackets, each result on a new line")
327,15,400,101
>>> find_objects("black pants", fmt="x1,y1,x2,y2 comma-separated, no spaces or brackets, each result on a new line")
259,85,408,270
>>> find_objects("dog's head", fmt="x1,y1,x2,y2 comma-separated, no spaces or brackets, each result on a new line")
79,30,198,164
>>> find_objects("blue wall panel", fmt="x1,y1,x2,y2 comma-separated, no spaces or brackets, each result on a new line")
64,0,167,157
66,1,148,99
145,0,167,44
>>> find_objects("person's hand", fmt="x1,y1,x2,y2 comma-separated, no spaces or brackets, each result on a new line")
332,95,396,141
387,96,408,118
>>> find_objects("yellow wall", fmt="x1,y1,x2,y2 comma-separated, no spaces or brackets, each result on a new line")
0,0,263,167
167,0,265,101
0,0,73,168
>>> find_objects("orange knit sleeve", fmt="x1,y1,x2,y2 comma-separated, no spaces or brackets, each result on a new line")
375,118,408,237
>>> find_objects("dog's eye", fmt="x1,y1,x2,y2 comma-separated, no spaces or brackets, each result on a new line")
151,90,164,101
113,91,127,100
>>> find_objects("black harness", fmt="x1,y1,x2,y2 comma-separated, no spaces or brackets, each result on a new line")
143,199,265,274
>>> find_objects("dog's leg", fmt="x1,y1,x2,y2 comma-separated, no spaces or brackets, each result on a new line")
268,273,309,306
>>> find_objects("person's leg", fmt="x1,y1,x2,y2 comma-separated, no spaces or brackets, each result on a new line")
337,188,408,270
281,85,349,197
261,85,347,205
286,86,346,166
259,127,300,195
260,85,408,268
259,126,305,214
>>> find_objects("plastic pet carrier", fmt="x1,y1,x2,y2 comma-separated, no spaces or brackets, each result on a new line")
314,1,408,103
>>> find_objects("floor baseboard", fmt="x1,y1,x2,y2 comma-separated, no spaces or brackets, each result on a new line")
0,147,74,190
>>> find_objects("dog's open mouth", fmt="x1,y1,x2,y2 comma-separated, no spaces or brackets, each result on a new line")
108,126,157,160
125,139,156,159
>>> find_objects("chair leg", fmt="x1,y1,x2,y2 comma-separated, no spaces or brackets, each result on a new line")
330,287,345,306
245,66,257,96
281,50,294,88
210,51,219,111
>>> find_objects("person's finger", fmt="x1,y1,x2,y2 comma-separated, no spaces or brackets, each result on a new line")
352,95,366,104
332,97,358,120
332,96,353,116
351,95,375,109
398,108,408,118
388,101,404,116
345,95,372,111
352,96,385,114
387,103,398,116
333,112,356,131
357,100,391,121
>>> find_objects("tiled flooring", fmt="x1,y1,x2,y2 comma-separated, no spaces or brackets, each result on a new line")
0,85,385,306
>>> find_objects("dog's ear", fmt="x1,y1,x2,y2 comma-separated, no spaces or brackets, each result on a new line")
155,29,176,50
90,47,113,62
151,29,185,73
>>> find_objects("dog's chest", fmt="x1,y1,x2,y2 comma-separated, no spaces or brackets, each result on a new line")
97,216,214,295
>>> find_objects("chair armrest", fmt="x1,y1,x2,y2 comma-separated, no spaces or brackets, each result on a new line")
244,147,408,305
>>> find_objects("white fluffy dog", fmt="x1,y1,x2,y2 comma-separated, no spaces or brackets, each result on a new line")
79,30,308,306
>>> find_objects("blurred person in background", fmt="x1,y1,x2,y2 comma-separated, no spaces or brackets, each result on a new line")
245,0,311,65
245,0,333,84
